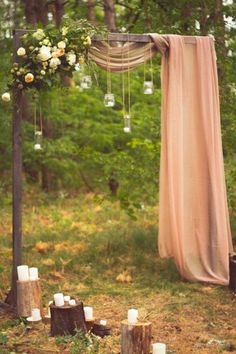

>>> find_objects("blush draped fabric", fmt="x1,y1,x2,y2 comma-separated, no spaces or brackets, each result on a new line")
89,34,233,284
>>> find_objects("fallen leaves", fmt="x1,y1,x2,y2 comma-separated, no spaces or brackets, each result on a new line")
35,241,51,254
116,271,132,283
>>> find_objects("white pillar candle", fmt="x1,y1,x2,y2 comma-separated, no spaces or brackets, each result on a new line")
64,295,71,303
100,320,107,326
152,343,166,354
69,299,76,306
54,293,64,307
84,306,93,320
31,308,41,321
17,265,29,281
127,309,138,324
29,267,38,280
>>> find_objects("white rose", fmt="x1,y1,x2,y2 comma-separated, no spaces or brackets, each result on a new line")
42,38,50,45
49,57,61,69
66,52,76,66
32,29,45,41
17,47,26,56
57,41,66,49
61,27,68,36
2,92,11,102
37,46,51,61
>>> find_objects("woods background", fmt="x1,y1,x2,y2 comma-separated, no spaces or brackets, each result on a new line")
0,0,235,230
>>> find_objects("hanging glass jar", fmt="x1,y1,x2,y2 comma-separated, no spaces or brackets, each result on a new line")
34,131,42,150
143,81,154,94
80,75,92,89
104,93,115,107
123,114,131,133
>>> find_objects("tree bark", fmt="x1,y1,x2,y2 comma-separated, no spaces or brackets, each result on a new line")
17,279,42,317
121,320,152,354
87,0,96,23
103,0,116,32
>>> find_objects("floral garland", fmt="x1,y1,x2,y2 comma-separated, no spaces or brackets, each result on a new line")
1,20,100,102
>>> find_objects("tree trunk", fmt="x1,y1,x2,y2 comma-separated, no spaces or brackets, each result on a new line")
121,320,152,354
17,279,42,317
103,0,116,32
87,0,96,23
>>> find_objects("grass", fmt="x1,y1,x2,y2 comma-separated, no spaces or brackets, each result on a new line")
0,191,236,353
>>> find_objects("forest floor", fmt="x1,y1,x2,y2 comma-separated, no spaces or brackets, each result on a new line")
0,191,236,354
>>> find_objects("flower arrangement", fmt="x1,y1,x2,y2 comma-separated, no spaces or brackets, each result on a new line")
2,19,100,101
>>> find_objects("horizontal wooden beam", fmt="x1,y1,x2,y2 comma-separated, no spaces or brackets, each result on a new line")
14,30,152,43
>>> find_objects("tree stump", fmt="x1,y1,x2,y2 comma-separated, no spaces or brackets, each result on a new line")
17,279,42,317
229,253,236,292
92,322,112,337
50,301,86,336
121,320,152,354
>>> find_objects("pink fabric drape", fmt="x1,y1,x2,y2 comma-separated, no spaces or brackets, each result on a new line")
89,34,233,284
159,35,233,284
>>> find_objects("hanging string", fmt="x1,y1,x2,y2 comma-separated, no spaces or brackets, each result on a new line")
106,35,112,94
127,32,131,117
121,42,126,117
149,38,154,87
39,105,43,133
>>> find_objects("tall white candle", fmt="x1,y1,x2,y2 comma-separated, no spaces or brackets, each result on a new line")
31,308,41,321
29,267,38,280
54,293,64,307
84,306,93,320
17,265,29,281
152,343,166,354
128,309,138,324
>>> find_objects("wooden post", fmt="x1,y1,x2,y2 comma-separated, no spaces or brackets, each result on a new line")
17,279,42,317
121,320,152,354
50,301,86,336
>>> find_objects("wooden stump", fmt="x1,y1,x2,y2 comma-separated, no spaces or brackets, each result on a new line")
85,318,95,332
50,301,86,336
17,279,42,317
229,253,236,292
121,320,152,354
92,322,112,338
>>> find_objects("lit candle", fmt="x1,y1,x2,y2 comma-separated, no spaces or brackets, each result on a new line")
152,343,166,354
69,299,76,306
31,308,41,321
100,320,107,326
84,306,93,320
29,267,38,281
17,265,29,281
54,293,64,307
127,309,138,324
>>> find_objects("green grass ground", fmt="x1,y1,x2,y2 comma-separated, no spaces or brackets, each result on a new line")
0,192,236,353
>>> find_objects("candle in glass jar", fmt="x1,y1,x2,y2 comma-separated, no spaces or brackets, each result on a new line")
54,293,64,307
17,265,29,281
84,306,93,320
127,309,138,324
152,343,166,354
29,267,38,280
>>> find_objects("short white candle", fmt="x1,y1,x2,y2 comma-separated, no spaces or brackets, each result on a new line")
127,309,138,324
34,144,41,150
17,265,29,281
64,295,71,302
100,320,107,326
29,267,38,281
152,343,166,354
54,293,64,307
69,299,76,306
84,306,93,320
31,308,41,321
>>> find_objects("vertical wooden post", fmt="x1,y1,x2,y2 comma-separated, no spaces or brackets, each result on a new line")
5,30,23,308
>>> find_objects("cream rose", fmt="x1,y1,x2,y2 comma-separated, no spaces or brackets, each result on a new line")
49,57,61,69
2,92,11,102
37,46,51,61
32,29,45,41
17,47,26,56
66,52,76,66
57,41,66,49
25,73,34,83
61,27,68,36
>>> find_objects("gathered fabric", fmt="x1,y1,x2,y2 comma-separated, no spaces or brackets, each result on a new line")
89,34,233,284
